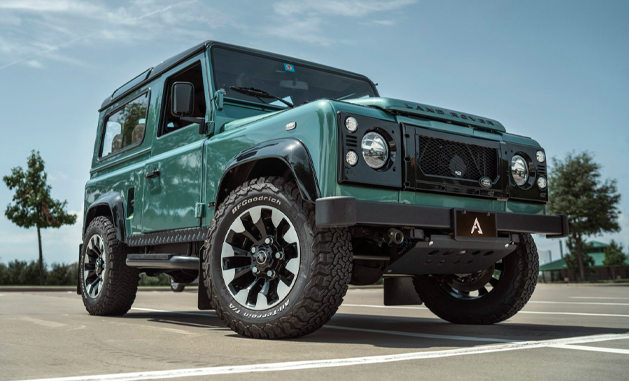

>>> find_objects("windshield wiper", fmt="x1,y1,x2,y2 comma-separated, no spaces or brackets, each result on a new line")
230,86,294,108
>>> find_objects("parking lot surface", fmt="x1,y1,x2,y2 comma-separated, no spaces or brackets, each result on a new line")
1,284,628,380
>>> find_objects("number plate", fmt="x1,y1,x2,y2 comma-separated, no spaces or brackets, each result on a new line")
454,210,497,239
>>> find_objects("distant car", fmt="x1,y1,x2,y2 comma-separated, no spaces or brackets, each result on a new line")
78,41,568,339
168,276,198,292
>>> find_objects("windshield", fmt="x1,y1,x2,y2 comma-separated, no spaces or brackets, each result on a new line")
211,47,377,108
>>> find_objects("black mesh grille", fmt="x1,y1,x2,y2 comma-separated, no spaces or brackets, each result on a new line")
417,136,498,181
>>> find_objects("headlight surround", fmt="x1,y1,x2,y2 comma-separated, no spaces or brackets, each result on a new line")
361,132,389,169
511,155,529,187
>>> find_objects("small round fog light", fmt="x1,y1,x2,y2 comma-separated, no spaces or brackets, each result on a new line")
536,150,546,163
345,117,358,133
537,176,547,190
345,150,358,166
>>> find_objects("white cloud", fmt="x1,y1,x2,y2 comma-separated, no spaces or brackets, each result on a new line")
24,60,44,69
274,0,417,18
262,0,416,45
0,0,227,72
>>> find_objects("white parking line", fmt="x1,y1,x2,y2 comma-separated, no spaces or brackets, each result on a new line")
551,344,629,355
131,307,216,317
571,297,629,300
20,317,66,328
530,301,629,307
341,304,629,318
16,333,629,381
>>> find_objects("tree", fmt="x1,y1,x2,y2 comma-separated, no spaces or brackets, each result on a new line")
603,240,627,280
564,239,595,280
3,151,77,285
548,152,621,281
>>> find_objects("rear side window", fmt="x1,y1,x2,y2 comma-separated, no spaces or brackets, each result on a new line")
100,93,149,158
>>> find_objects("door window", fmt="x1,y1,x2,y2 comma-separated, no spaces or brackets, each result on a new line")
159,62,206,136
100,93,149,158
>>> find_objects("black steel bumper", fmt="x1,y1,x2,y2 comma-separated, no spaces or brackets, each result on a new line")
315,196,568,238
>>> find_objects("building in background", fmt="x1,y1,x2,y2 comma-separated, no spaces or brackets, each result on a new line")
539,241,629,282
538,250,552,266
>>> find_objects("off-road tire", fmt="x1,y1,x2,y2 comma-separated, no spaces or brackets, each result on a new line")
413,233,538,324
204,177,352,339
80,216,139,315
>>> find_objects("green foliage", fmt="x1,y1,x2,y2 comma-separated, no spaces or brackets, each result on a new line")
548,152,621,236
3,150,77,284
3,150,77,229
139,273,170,286
548,152,621,280
565,238,594,272
0,261,77,285
603,240,627,267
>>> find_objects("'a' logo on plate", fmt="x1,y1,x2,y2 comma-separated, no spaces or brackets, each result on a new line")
471,218,483,234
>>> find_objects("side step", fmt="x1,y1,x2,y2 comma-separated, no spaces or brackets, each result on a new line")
126,254,199,270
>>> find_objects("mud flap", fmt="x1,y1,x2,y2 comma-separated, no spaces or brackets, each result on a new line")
384,277,422,306
76,244,83,295
197,248,213,310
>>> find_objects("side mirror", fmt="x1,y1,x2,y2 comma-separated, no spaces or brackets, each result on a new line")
171,82,194,116
213,89,226,111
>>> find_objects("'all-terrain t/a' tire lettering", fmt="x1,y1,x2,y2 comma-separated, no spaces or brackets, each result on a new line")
204,177,353,339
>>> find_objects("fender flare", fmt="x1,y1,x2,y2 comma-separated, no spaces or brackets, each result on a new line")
217,138,321,204
83,192,127,242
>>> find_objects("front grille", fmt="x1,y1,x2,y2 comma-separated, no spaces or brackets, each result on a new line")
417,136,498,181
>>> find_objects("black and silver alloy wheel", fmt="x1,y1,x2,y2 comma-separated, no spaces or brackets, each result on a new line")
205,177,352,339
440,259,504,300
80,216,139,316
83,234,107,299
222,205,300,310
414,234,538,325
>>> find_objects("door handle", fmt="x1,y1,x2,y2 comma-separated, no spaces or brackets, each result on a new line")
145,169,160,179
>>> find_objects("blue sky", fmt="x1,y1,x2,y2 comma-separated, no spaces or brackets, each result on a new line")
0,0,627,265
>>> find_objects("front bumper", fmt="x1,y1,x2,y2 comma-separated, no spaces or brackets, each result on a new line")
315,196,568,238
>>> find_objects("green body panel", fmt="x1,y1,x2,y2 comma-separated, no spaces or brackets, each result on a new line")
85,42,547,239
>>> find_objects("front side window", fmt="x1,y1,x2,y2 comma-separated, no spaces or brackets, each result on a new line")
100,93,149,158
212,47,377,108
160,62,206,136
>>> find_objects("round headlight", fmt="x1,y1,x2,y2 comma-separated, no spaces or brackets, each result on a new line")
536,150,546,163
361,132,389,169
511,155,529,187
345,117,358,133
537,176,547,190
345,150,358,166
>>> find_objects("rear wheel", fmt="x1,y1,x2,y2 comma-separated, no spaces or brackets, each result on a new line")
413,233,538,324
80,216,139,315
204,177,352,339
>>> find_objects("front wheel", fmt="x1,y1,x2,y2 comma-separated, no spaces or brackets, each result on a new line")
413,233,538,324
80,216,139,315
204,177,352,339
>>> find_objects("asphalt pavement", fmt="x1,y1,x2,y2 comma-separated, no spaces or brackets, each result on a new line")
1,284,628,380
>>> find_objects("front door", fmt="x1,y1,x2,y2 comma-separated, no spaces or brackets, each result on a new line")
142,58,209,232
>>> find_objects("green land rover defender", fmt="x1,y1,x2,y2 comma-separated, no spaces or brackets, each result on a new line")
79,41,567,339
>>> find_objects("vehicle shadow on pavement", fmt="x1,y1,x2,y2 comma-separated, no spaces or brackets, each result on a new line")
121,310,629,349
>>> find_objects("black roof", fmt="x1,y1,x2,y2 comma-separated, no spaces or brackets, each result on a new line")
100,41,375,111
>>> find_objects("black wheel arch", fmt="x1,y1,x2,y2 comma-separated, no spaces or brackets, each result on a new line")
83,192,127,243
215,138,321,208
